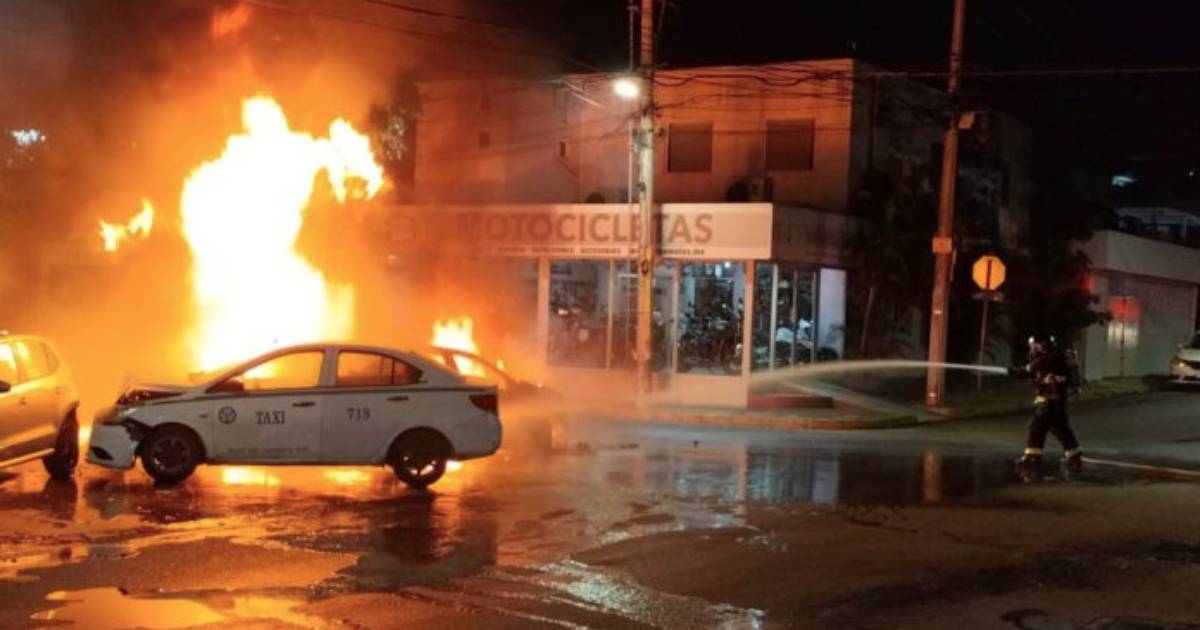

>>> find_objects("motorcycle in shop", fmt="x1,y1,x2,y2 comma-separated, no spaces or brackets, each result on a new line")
677,302,742,375
549,305,605,366
732,321,840,371
612,310,669,371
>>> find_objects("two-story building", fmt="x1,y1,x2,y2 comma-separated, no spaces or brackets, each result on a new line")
381,59,1034,404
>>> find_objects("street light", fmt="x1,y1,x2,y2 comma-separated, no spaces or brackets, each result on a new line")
612,77,640,100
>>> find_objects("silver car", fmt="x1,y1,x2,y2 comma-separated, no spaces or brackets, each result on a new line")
0,333,80,478
1170,332,1200,386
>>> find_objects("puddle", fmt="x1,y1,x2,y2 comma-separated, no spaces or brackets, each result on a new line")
411,559,768,629
31,587,321,629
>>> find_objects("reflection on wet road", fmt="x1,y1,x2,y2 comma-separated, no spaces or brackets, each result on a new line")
0,419,1122,628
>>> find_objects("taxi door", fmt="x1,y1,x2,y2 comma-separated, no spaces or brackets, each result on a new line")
321,350,424,464
207,350,327,463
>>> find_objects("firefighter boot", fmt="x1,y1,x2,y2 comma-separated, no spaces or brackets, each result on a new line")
1015,452,1042,482
1063,449,1083,472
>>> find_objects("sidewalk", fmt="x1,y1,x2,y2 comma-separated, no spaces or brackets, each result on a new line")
586,376,1160,433
927,376,1157,421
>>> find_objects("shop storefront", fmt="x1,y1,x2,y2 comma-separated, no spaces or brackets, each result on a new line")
384,203,859,405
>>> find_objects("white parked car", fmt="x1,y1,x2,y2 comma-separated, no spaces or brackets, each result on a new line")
0,333,80,479
1170,332,1200,386
87,344,501,488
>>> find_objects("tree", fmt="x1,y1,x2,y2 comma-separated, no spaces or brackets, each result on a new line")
1003,164,1114,346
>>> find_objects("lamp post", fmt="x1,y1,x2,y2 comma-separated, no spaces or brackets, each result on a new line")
613,2,656,396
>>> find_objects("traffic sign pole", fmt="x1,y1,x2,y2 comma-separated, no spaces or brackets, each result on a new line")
970,255,1005,391
976,295,990,391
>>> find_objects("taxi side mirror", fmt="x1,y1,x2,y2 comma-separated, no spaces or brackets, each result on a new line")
0,380,10,394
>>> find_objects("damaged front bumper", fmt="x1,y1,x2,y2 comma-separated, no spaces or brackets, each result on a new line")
86,407,147,469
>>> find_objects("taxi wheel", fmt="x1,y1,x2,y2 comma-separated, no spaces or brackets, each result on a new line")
42,412,78,480
389,430,450,490
140,426,202,485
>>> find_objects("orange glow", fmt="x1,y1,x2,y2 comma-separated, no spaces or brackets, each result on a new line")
99,198,155,253
322,469,371,486
78,424,91,448
431,317,485,376
180,96,383,371
211,3,252,40
446,460,464,473
221,466,281,487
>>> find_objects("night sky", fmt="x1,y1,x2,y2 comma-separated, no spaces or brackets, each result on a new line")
521,0,1200,198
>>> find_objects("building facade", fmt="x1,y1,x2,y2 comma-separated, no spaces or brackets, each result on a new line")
1080,219,1200,380
387,59,1035,402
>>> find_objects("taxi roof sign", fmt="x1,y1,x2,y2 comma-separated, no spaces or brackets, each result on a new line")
972,255,1006,291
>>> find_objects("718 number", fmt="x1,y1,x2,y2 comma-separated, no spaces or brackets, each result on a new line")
346,407,371,421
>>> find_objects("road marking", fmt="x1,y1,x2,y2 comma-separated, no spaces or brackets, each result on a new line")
1083,457,1200,480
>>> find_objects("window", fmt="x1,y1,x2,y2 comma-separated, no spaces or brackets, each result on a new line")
548,260,611,368
611,261,674,371
337,352,422,387
765,119,814,171
668,123,713,173
224,351,325,392
13,340,50,381
443,351,510,390
677,262,747,376
0,344,17,385
478,131,491,148
43,344,59,373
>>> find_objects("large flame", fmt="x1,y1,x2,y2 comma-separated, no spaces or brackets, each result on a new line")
181,97,383,370
431,317,486,377
99,198,155,252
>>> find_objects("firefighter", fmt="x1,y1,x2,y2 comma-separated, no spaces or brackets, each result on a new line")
1008,333,1083,476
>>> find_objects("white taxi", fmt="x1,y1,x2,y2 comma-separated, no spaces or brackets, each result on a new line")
87,344,501,488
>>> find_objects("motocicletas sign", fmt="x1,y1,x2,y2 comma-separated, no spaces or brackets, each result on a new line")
385,203,774,260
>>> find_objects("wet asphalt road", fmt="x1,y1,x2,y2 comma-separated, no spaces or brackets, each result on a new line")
0,409,1196,629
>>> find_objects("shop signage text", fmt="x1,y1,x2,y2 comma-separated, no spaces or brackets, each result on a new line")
386,203,773,260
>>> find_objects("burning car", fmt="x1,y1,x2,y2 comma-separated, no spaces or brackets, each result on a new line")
87,343,501,488
425,346,567,453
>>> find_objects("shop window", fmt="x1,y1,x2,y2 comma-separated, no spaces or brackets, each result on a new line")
548,260,611,368
765,119,814,171
677,262,746,375
612,261,675,371
751,264,816,372
668,123,713,173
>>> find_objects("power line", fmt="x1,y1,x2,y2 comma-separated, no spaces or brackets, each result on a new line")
243,0,600,72
355,0,530,33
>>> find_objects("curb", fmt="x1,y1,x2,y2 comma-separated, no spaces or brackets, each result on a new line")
932,386,1158,422
592,409,922,432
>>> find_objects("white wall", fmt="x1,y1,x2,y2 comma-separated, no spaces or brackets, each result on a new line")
1080,231,1200,378
818,268,847,357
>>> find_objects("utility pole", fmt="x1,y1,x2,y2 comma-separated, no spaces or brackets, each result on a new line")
634,0,656,395
924,0,967,408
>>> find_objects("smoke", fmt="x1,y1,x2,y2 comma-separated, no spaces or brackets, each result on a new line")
0,0,564,422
